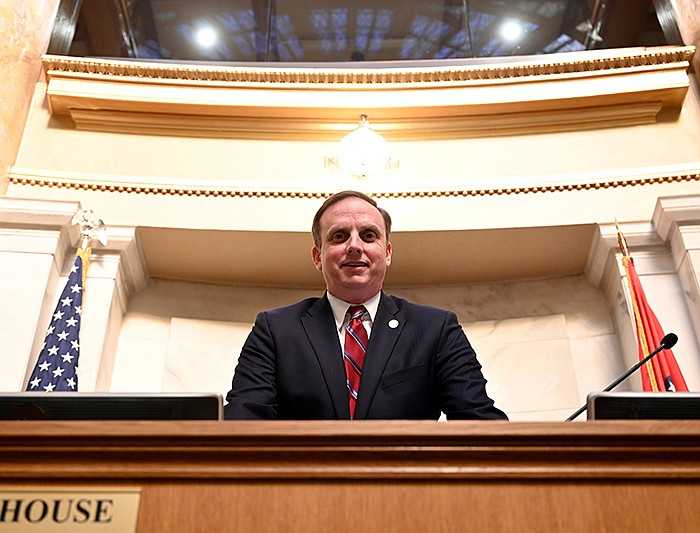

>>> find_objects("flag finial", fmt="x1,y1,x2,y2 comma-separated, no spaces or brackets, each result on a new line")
615,220,630,258
72,209,108,249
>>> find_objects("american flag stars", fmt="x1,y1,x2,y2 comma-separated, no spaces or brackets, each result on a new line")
26,255,85,392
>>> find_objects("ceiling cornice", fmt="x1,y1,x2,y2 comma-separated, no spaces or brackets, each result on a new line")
41,45,696,140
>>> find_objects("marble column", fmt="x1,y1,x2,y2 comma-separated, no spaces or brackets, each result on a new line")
0,0,59,192
77,226,147,391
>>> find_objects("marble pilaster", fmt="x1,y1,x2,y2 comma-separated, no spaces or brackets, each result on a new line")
74,226,147,391
654,194,700,357
0,197,77,390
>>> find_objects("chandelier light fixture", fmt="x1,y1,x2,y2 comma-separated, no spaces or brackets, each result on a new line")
325,114,397,178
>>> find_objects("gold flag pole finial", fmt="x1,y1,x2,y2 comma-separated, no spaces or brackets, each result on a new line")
72,209,107,248
615,220,630,259
71,210,108,288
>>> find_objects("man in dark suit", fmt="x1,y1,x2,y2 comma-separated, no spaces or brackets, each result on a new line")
224,191,507,420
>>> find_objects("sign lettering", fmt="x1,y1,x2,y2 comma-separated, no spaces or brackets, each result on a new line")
0,489,139,532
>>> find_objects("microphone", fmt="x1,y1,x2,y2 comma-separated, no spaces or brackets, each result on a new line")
566,333,678,421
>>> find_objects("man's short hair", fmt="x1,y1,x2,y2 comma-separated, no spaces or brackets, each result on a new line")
312,190,392,249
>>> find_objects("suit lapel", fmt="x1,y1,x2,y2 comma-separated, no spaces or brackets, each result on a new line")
354,294,404,419
300,296,350,419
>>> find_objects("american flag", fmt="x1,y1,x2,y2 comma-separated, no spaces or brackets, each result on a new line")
26,255,84,392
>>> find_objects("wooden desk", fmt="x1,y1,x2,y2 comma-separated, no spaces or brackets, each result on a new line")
1,420,699,532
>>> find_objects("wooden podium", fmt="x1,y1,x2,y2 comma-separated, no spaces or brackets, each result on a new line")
1,420,700,531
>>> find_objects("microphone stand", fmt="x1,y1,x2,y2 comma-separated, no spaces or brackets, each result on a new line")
566,336,675,421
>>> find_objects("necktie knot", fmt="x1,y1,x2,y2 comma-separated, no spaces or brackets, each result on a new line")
348,305,367,321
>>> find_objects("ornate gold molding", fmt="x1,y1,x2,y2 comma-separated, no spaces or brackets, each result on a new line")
43,47,695,84
42,46,695,140
9,170,700,199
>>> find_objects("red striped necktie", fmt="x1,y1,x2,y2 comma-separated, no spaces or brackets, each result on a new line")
344,305,368,419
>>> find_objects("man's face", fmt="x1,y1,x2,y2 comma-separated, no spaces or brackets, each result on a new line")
312,197,392,304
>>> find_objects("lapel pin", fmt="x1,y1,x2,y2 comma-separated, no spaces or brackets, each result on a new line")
388,319,399,329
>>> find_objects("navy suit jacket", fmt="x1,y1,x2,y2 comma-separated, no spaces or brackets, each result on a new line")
224,293,507,420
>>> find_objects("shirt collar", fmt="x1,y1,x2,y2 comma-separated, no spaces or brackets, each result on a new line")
327,291,381,331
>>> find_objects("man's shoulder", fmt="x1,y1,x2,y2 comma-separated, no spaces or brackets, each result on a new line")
261,296,327,318
382,294,453,318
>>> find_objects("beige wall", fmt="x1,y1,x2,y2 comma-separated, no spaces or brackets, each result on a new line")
7,75,700,232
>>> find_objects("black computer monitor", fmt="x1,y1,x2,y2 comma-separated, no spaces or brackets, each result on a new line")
587,391,700,420
0,392,222,420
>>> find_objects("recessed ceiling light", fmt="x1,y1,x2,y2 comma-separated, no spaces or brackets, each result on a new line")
196,26,217,48
500,21,523,42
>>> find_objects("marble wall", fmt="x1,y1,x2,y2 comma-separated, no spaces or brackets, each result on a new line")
0,0,59,188
109,263,700,422
674,0,700,73
111,276,618,421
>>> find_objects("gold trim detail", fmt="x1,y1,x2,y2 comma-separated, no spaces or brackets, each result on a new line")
43,47,695,85
9,173,700,199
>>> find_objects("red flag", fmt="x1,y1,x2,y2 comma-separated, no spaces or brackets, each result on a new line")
619,243,688,392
